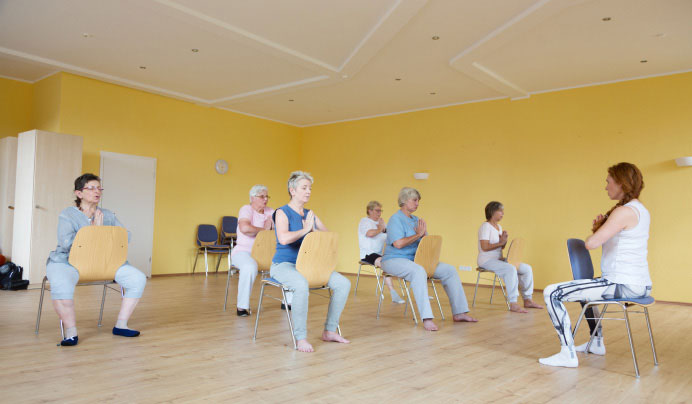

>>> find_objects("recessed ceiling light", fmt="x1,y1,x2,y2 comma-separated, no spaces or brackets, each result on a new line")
288,99,294,102
139,66,147,70
640,59,648,63
653,33,666,38
429,92,436,95
432,36,440,40
602,17,611,21
191,48,199,53
395,78,402,81
82,33,92,38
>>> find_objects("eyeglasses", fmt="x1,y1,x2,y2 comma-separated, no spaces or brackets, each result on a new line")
254,195,270,200
372,209,383,213
82,186,104,192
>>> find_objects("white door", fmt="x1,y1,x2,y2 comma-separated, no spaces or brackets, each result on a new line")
99,152,156,277
0,137,18,258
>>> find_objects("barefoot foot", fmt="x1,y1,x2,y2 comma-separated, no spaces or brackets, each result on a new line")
523,299,543,309
422,319,439,331
296,339,314,352
510,302,528,313
321,330,350,344
452,313,478,322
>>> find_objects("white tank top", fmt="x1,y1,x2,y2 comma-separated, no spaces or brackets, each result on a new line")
601,200,652,286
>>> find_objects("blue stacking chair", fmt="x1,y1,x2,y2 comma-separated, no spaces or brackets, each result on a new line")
567,238,659,377
253,232,342,350
220,216,238,247
192,224,231,277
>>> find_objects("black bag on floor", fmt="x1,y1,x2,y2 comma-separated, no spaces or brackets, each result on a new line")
0,262,29,290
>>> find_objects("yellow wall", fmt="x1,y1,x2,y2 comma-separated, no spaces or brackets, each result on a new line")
301,72,692,303
55,73,302,275
0,77,32,138
31,73,62,132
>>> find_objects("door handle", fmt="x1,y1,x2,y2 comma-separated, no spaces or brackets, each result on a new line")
7,206,13,210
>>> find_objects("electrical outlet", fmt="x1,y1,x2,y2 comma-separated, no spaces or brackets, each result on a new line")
458,265,472,271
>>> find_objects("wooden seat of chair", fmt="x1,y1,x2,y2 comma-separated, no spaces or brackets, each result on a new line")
251,230,276,272
296,232,338,288
414,235,442,278
68,226,128,283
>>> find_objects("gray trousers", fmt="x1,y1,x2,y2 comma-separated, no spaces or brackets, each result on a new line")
270,262,351,341
46,261,146,300
479,259,534,302
381,258,469,319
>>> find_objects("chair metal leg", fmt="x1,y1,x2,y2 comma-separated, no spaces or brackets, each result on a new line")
328,288,342,335
223,265,232,311
204,248,208,278
585,304,608,353
430,279,445,320
397,278,405,298
98,283,107,327
497,277,510,310
35,276,48,334
215,254,222,273
643,307,658,365
253,283,266,340
622,305,641,378
192,251,199,273
572,303,591,338
60,319,64,340
281,287,297,350
472,271,481,307
403,280,418,325
374,268,382,298
354,264,362,296
490,275,497,304
376,274,387,319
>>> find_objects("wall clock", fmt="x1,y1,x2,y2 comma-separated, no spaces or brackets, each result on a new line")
215,159,229,175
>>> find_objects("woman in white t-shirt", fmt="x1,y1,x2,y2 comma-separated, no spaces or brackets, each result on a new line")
539,162,652,368
231,185,274,317
358,200,404,304
477,201,543,313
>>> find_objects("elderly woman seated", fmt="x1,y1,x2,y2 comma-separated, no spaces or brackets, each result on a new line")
381,187,477,331
232,184,275,317
270,171,351,352
46,173,147,346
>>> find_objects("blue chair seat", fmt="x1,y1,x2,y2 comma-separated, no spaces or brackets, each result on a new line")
593,296,655,305
203,244,230,250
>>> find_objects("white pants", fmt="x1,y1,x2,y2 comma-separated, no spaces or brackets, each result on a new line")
231,252,258,310
479,259,534,303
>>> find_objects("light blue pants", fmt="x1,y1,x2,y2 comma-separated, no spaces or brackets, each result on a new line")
232,252,258,310
479,259,534,303
270,262,350,341
381,258,469,319
46,261,147,300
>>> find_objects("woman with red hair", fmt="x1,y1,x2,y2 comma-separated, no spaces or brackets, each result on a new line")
539,163,652,368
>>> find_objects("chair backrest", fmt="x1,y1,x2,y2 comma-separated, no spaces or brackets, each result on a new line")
506,238,525,268
567,238,595,280
68,226,128,282
414,235,442,277
295,232,339,288
197,224,219,246
251,230,276,271
221,216,238,237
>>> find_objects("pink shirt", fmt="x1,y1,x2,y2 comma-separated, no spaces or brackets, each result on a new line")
232,204,275,256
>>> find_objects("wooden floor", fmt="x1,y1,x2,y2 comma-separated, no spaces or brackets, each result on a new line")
2,272,691,403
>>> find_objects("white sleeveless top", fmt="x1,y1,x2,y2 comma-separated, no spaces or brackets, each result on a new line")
601,200,652,286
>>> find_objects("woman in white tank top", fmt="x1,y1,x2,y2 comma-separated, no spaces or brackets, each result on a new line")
539,163,652,368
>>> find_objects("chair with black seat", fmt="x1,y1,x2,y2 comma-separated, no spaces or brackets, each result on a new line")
192,224,231,277
567,238,658,378
376,235,445,325
35,226,128,336
223,229,276,311
253,232,341,349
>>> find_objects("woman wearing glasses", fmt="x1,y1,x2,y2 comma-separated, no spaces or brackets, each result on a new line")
46,173,147,346
232,185,274,317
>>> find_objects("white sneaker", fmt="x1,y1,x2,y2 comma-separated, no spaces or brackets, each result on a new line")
539,346,579,368
575,337,606,355
390,290,405,304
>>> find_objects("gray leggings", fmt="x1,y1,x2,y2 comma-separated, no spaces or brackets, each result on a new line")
269,262,350,341
46,261,147,300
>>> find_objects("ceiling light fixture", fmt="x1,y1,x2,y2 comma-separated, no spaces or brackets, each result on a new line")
429,92,436,95
139,66,147,70
395,78,401,81
288,99,294,102
602,17,611,21
191,48,199,53
640,59,648,63
82,33,92,38
432,36,440,40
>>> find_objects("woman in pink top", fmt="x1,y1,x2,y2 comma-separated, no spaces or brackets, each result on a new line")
232,185,274,317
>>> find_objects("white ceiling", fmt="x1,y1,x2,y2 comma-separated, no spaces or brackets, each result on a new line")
1,0,690,126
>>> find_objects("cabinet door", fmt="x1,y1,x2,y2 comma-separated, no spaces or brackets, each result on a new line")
29,131,82,284
0,137,18,258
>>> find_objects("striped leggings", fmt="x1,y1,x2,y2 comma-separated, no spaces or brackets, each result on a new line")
543,278,649,346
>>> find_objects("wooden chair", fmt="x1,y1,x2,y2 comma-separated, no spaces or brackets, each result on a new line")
472,238,525,310
223,229,276,311
253,232,342,349
35,226,128,335
377,235,445,325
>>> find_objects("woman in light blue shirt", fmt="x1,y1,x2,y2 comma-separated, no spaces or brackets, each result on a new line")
46,173,146,346
382,187,477,331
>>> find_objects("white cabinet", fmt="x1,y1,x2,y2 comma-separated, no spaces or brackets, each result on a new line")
12,130,82,283
0,136,18,258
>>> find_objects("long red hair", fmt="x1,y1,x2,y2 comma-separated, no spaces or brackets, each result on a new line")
592,162,644,233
